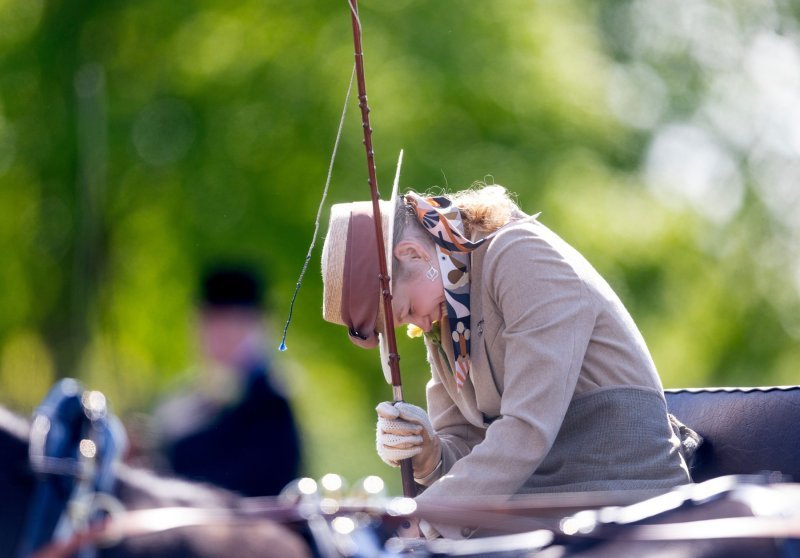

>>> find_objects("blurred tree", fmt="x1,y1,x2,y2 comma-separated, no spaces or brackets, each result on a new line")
0,0,798,494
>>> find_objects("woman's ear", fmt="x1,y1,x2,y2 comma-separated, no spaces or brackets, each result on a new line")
393,239,429,264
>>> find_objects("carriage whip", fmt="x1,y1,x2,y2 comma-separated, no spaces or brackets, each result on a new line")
347,0,416,499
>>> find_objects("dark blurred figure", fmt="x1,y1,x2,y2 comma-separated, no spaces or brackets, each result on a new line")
152,264,302,497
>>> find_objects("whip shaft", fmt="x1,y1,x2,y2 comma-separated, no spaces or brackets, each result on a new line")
347,0,416,499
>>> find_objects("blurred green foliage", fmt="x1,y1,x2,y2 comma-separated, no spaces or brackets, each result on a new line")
1,0,799,495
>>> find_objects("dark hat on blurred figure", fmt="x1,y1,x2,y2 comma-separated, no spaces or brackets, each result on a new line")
200,265,266,310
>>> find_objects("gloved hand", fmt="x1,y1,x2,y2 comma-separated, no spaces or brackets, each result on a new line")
376,401,442,479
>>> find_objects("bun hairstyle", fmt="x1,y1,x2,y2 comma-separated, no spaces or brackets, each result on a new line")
394,183,521,243
447,184,521,237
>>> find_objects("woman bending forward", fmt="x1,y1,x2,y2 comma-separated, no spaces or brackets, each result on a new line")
321,183,690,538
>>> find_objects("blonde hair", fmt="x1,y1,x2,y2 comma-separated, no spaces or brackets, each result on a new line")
391,183,521,283
448,183,521,237
394,183,520,240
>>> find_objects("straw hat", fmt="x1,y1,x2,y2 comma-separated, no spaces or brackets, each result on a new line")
321,152,403,383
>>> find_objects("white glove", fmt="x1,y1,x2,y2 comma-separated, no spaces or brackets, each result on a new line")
376,401,442,478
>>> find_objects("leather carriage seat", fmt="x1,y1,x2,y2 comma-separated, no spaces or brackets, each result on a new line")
665,386,800,483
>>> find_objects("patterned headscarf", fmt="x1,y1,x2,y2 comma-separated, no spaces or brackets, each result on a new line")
405,193,495,389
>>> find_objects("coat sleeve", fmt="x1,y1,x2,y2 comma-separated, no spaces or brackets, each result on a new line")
416,368,485,487
415,226,598,532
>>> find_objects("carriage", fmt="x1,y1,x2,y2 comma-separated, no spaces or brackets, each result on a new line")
4,379,799,557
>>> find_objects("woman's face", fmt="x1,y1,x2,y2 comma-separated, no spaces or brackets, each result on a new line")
391,253,445,332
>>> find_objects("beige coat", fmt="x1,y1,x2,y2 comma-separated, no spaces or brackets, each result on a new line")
414,217,689,537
